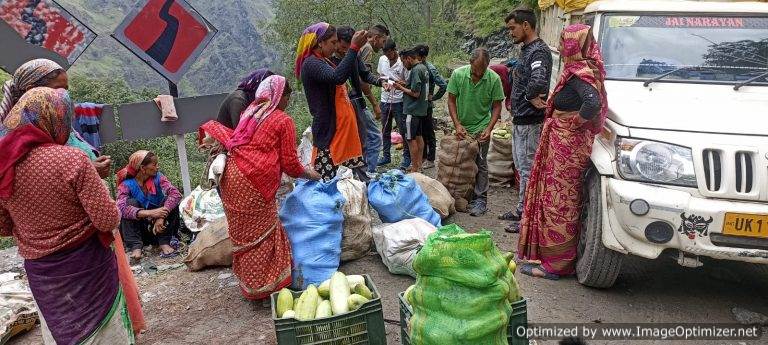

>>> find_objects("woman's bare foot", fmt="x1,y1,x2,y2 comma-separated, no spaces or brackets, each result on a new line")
130,249,142,265
159,244,176,256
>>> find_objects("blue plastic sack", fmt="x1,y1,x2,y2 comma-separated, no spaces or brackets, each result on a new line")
368,170,442,228
279,178,345,289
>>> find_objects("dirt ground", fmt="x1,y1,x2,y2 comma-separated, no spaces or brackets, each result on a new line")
7,178,768,345
6,106,768,345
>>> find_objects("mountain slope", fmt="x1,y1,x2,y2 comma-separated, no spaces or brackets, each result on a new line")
58,0,277,96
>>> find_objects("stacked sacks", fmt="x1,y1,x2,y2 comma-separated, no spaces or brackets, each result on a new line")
409,224,512,345
488,125,516,187
408,172,455,218
368,170,442,227
279,178,345,289
437,135,479,212
337,177,373,262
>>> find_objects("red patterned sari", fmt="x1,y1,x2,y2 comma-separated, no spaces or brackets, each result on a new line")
518,24,608,276
199,75,306,300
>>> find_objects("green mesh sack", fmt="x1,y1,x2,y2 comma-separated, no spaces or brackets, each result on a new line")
409,224,513,345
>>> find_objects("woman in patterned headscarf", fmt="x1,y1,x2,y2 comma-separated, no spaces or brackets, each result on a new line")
296,22,371,181
0,59,67,121
0,87,134,344
0,58,113,179
200,75,321,300
216,68,274,129
517,24,608,280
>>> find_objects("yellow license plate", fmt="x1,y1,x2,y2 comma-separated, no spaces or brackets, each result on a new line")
723,213,768,238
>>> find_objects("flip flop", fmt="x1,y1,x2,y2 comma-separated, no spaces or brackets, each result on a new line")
520,263,560,280
159,251,179,259
504,223,520,233
498,211,521,221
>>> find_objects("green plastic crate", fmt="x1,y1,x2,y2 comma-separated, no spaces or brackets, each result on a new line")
398,292,529,345
270,274,386,345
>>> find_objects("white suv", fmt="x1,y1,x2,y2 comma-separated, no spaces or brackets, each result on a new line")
571,0,768,287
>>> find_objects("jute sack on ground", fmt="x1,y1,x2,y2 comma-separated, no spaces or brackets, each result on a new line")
488,135,515,186
338,178,373,262
437,135,479,212
408,172,455,218
183,217,233,271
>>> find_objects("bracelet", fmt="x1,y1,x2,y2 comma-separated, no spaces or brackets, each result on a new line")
350,43,361,51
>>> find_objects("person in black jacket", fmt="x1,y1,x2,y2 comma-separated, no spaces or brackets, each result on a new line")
502,8,553,233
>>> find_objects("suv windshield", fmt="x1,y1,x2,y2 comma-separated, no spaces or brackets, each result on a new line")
600,14,768,86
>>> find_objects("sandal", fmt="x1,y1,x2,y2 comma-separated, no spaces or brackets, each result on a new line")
498,211,521,221
520,263,560,280
129,256,142,266
159,251,179,259
504,223,520,233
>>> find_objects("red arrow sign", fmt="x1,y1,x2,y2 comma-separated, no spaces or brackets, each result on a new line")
113,0,216,84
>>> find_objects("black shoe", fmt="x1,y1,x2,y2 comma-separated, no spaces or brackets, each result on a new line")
499,211,521,221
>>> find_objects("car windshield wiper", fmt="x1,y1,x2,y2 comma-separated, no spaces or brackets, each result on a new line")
734,70,768,91
643,66,699,87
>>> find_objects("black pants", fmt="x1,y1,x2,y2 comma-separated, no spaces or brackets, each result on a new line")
120,199,180,252
422,107,437,162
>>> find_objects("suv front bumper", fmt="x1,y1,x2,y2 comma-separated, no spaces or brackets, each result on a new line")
602,177,768,264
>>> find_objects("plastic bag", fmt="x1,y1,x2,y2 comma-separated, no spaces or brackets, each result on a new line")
183,217,233,271
408,172,455,218
368,170,442,228
338,177,373,262
409,224,512,345
372,218,437,277
179,186,226,233
279,178,345,289
437,135,479,212
297,127,313,167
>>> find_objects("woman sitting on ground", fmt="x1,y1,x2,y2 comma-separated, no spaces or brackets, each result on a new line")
200,75,321,300
117,150,183,263
0,87,133,344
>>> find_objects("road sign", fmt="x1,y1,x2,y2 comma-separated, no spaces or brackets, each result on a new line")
113,0,216,84
0,0,96,67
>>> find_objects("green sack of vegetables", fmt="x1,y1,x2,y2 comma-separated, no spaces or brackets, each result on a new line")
409,224,512,345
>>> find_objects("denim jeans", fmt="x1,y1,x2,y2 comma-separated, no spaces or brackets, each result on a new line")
382,102,410,168
360,108,381,173
352,96,383,174
512,123,543,215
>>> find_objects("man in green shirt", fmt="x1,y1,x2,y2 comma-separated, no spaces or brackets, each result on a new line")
394,48,430,173
447,48,505,216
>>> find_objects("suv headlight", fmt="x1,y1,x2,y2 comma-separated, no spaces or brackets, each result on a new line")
616,138,697,187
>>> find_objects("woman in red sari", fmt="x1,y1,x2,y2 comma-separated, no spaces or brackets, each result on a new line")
518,24,608,280
199,75,320,300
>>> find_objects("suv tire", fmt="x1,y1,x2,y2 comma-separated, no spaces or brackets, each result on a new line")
577,171,624,288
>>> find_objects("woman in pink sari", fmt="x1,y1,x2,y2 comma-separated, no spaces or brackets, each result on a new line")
517,24,608,280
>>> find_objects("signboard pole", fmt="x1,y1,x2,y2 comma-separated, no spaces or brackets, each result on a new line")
168,81,192,196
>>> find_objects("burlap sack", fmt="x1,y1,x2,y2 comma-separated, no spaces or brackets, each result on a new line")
183,217,233,271
338,178,373,262
408,172,455,218
437,135,479,212
488,135,515,186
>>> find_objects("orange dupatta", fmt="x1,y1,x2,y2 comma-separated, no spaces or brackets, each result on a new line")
312,84,363,165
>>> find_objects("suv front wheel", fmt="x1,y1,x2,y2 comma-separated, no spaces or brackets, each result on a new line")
577,171,624,288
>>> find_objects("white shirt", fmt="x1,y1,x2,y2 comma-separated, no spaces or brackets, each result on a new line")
377,55,405,104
